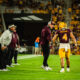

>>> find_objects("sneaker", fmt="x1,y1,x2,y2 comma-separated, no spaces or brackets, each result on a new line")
6,65,10,67
41,65,45,69
47,67,52,70
44,66,49,71
67,68,70,72
60,68,65,73
7,65,14,67
41,65,48,71
2,69,10,71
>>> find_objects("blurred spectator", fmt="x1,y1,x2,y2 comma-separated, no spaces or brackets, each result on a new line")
7,28,20,66
35,37,40,55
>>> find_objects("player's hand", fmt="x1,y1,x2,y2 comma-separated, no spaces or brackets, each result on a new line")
74,44,77,51
1,46,7,51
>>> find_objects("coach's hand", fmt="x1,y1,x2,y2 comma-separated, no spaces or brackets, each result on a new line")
1,46,7,51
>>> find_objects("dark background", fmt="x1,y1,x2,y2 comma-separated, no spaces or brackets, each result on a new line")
4,13,51,46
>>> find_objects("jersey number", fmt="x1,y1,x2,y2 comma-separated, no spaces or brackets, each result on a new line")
62,34,67,41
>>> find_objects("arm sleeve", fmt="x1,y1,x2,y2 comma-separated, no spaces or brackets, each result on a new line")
0,30,8,47
41,29,45,38
47,28,51,41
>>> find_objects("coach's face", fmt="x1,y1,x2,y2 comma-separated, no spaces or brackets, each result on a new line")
10,26,16,32
13,29,16,32
49,24,54,29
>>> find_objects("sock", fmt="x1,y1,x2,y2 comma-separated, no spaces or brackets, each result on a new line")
61,67,64,70
67,66,70,68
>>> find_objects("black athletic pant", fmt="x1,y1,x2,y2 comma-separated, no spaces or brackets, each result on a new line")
0,44,7,69
7,47,15,66
42,43,50,67
14,50,18,64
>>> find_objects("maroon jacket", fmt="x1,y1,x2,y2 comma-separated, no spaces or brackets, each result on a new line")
40,26,51,45
9,32,19,48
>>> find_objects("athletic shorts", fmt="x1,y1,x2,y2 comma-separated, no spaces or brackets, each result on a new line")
59,43,71,58
35,47,39,53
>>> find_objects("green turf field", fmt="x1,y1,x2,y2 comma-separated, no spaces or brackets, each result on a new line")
0,55,80,80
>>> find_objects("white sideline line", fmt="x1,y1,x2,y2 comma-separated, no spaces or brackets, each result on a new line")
18,55,41,60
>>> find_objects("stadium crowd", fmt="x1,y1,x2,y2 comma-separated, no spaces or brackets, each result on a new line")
0,0,80,55
0,24,20,71
68,0,80,54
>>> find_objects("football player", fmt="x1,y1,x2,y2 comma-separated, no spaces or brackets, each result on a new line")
52,22,77,72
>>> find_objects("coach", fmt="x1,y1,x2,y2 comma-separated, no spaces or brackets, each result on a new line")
7,29,20,66
40,21,54,71
0,24,16,71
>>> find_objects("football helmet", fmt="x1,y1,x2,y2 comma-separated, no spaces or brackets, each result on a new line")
59,22,67,29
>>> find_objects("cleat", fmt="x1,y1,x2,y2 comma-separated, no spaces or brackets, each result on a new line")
67,68,70,72
2,69,10,71
60,68,65,73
